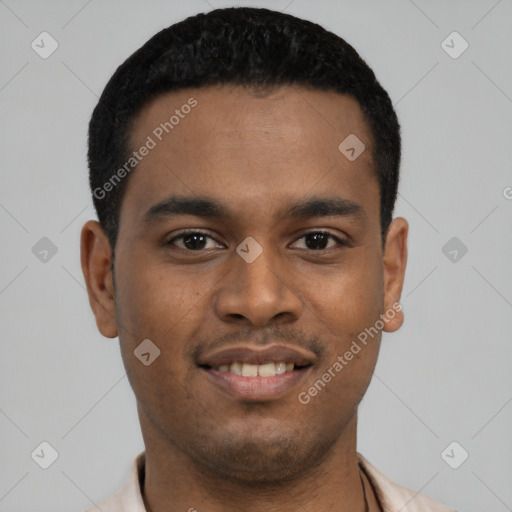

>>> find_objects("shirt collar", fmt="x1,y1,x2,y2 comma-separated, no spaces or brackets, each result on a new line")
120,451,451,512
120,451,147,512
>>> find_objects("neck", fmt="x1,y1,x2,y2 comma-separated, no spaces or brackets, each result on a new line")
140,414,366,512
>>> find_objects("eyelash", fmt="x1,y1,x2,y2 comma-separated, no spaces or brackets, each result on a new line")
166,230,348,251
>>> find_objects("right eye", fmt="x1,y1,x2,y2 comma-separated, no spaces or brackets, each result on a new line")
166,230,225,251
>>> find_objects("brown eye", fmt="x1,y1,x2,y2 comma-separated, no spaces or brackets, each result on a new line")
181,233,208,250
167,231,223,251
291,231,346,251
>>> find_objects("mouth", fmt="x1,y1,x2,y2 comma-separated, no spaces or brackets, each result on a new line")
202,360,309,376
198,345,315,401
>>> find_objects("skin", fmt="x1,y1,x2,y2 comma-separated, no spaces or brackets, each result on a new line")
81,84,408,512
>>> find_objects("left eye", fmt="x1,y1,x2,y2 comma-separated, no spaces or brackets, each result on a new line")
291,232,345,250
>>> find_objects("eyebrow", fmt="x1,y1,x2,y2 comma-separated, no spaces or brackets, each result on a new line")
282,197,365,222
143,195,365,223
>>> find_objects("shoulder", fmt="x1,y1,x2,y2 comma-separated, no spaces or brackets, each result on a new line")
84,490,125,512
358,454,456,512
83,452,147,512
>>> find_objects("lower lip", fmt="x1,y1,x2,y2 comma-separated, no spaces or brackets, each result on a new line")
202,367,311,401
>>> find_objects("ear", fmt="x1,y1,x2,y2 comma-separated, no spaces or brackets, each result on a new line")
382,217,408,333
80,220,118,338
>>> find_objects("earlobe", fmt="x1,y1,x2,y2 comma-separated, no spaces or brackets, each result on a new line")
80,220,118,338
382,217,408,333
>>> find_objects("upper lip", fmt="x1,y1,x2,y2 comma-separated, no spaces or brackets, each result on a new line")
198,344,317,367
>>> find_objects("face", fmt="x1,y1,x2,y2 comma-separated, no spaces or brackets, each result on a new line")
81,84,408,483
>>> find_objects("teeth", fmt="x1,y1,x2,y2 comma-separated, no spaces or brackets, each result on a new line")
214,362,296,376
275,362,287,374
241,363,259,377
258,362,276,377
230,362,243,375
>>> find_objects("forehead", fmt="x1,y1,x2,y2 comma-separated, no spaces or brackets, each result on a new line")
122,84,377,226
131,84,372,154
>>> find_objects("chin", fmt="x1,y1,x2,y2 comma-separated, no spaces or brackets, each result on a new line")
188,431,334,486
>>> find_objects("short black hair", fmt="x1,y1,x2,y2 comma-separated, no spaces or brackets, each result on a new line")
88,7,401,248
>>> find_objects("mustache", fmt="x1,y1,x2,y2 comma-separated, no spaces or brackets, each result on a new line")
188,325,326,362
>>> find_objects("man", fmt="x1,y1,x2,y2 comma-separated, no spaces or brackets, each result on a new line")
81,7,454,512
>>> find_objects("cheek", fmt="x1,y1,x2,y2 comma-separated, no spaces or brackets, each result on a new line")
115,257,197,335
300,249,384,330
313,345,380,417
345,247,383,314
114,268,199,422
295,249,384,397
112,258,196,388
303,267,383,410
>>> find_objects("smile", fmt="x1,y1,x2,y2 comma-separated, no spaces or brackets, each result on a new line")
198,344,316,401
213,361,296,377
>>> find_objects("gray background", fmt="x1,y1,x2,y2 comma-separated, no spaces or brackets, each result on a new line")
1,0,511,511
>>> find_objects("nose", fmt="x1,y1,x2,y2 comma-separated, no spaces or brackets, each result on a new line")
214,244,303,327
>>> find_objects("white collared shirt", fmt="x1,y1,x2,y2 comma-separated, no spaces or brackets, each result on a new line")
85,452,455,512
